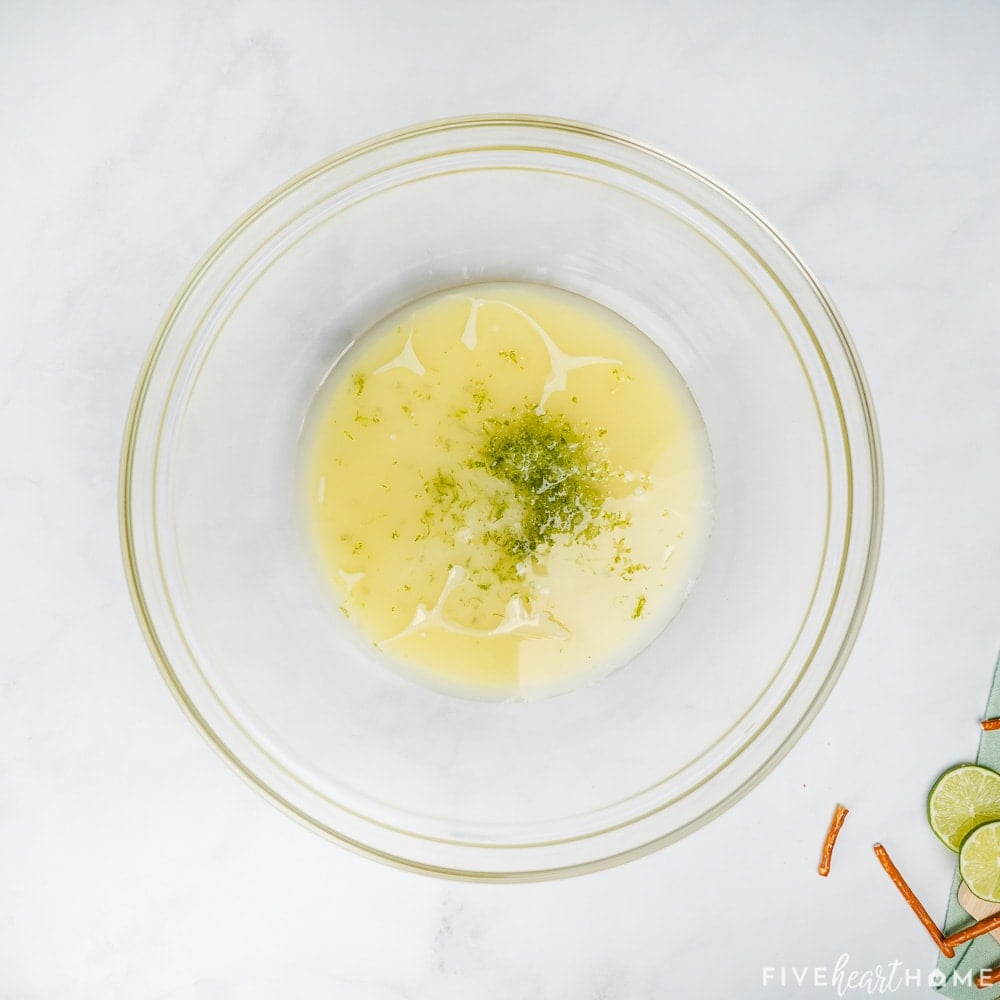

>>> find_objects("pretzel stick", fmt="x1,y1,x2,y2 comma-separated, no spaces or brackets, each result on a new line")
818,804,850,877
976,967,1000,988
873,843,954,958
945,910,1000,949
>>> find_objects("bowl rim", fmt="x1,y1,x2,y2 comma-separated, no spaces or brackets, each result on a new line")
119,113,884,881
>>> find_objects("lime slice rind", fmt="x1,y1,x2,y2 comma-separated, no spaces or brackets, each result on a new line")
927,764,1000,853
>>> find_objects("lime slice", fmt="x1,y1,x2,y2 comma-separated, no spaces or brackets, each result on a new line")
928,764,1000,852
960,820,1000,902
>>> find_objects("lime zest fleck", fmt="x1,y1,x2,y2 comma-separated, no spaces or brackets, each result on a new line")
498,349,524,368
470,381,492,412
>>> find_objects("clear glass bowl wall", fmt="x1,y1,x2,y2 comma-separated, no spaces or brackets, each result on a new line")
121,118,882,879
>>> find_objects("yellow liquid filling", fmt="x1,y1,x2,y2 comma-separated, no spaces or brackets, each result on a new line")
303,282,712,698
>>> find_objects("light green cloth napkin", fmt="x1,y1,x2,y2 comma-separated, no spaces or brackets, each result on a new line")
936,654,1000,998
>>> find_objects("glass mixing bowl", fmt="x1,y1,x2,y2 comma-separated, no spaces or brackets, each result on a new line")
120,116,882,880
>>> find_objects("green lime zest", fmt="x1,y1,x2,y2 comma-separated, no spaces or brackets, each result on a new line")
480,410,607,561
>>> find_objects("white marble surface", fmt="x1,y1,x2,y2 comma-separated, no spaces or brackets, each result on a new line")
2,1,999,997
